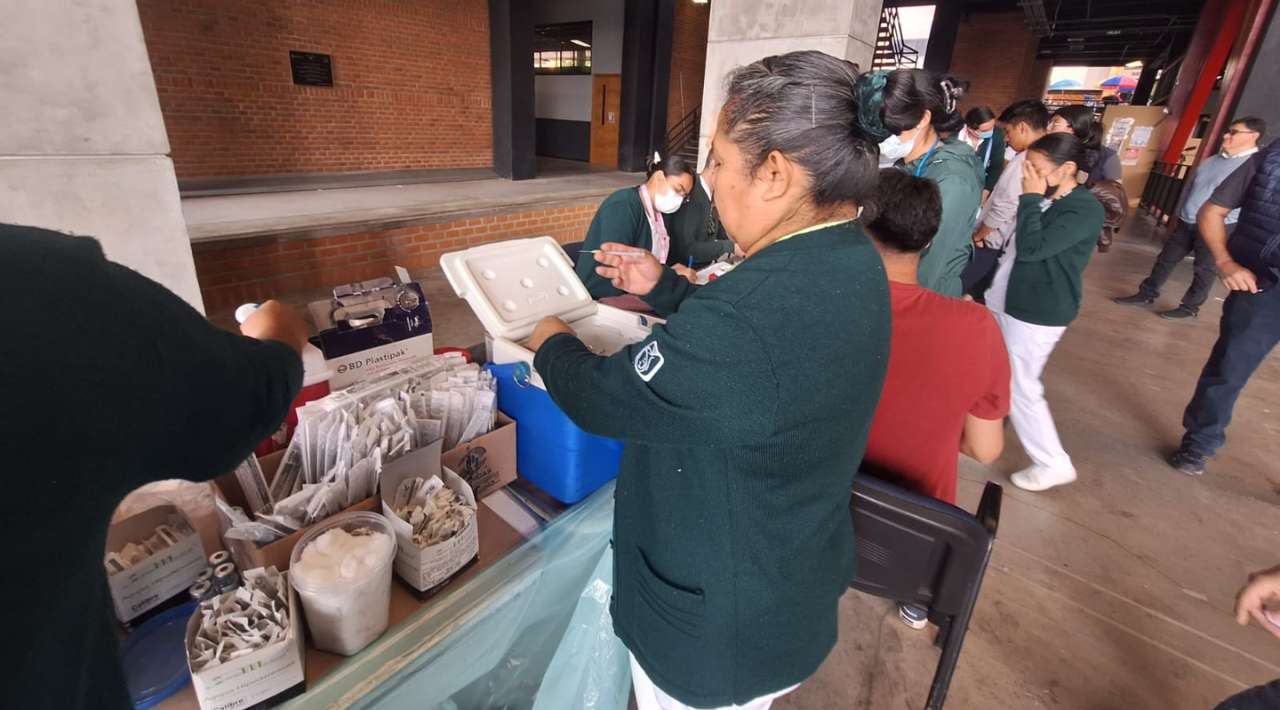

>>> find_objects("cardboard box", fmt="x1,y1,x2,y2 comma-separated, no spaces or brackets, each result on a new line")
441,413,517,500
307,271,434,389
215,451,378,572
380,440,480,593
106,505,207,622
186,571,305,710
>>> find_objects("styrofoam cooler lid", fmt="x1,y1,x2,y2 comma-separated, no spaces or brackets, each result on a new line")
440,237,598,342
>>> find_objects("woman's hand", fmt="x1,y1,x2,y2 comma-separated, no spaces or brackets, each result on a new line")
672,263,698,283
594,242,664,295
528,317,575,352
1022,159,1048,196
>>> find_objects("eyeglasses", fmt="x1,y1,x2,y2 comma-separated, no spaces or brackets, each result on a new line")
1223,129,1258,136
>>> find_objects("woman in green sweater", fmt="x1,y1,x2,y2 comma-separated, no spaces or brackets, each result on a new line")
529,50,890,709
984,133,1104,493
575,153,696,300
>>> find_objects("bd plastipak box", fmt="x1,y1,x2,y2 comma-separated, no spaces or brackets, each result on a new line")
440,237,657,502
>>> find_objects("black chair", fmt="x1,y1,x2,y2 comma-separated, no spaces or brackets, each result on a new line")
848,475,1002,710
561,240,584,266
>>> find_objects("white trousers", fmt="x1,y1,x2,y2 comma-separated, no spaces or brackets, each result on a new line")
991,311,1074,472
630,654,798,710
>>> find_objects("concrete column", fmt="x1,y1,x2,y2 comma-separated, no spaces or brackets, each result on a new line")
0,0,203,311
697,0,882,166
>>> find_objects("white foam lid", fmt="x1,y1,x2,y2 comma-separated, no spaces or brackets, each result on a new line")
439,237,598,343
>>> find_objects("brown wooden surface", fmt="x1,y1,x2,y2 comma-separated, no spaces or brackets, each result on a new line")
590,74,622,167
156,501,526,709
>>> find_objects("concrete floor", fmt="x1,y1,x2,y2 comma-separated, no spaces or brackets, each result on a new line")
212,216,1280,709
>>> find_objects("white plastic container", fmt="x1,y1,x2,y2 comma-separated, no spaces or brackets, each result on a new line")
288,511,397,655
440,237,657,389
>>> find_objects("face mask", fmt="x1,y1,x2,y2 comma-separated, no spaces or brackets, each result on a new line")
979,129,994,140
652,188,683,214
878,133,916,165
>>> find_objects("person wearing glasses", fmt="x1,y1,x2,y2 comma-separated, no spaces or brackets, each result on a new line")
575,152,696,299
1114,117,1265,319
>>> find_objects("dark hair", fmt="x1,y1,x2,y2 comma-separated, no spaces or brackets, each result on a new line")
721,50,879,207
965,106,995,130
1051,105,1103,172
999,99,1050,131
645,152,695,180
1233,116,1267,138
1027,133,1086,169
881,69,969,134
865,169,941,254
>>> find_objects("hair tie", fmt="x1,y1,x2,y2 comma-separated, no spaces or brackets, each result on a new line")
939,79,958,114
853,71,891,143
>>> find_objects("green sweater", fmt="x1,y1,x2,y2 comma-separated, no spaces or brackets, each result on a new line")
903,138,984,298
1,224,302,710
535,223,890,706
1006,189,1105,326
576,187,652,298
662,178,734,267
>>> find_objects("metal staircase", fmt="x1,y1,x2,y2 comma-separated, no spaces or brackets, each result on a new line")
664,106,701,168
873,7,919,70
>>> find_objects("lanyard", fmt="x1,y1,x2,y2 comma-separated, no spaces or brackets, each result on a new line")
914,139,941,177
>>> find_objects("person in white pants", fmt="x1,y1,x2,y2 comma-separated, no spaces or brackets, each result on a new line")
984,132,1105,491
630,655,799,710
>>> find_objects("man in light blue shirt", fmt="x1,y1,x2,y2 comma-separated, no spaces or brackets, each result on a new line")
1114,117,1265,319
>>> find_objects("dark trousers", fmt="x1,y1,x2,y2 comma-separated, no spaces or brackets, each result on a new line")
961,245,1002,300
1182,285,1280,456
1139,222,1221,312
1216,680,1280,710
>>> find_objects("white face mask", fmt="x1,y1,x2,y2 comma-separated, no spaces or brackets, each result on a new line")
878,133,916,166
652,187,684,214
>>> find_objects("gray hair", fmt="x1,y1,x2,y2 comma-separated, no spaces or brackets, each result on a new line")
720,50,879,207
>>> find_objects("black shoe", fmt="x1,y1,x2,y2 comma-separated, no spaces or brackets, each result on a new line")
1169,449,1207,476
1159,306,1198,320
1114,293,1155,306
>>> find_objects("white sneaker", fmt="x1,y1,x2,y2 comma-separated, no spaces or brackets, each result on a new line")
1010,465,1077,492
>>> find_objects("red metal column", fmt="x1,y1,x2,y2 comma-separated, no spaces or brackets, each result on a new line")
1160,0,1250,164
1195,0,1278,161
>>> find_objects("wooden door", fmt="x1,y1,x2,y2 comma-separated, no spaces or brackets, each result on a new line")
590,74,622,167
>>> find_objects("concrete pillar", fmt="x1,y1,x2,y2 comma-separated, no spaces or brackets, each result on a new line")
0,0,203,311
697,0,882,166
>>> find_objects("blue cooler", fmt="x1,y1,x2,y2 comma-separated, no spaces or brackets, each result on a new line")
440,237,658,505
486,362,623,503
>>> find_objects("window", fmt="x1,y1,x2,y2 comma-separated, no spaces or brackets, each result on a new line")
534,21,592,75
290,51,334,87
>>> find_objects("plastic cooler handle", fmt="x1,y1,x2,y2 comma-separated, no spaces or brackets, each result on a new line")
513,362,533,389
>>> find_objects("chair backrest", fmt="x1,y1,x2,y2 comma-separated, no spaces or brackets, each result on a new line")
561,240,584,267
849,475,1000,617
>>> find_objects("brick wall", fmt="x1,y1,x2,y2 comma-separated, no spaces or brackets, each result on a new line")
137,0,493,178
193,200,602,310
666,0,710,142
949,11,1043,116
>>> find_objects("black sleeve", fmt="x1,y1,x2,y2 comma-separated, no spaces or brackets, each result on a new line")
1209,154,1260,210
641,266,701,317
0,226,302,490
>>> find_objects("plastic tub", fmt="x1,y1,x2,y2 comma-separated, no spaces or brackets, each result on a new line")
288,511,397,655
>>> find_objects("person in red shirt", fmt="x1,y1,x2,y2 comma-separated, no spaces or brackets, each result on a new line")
861,169,1011,627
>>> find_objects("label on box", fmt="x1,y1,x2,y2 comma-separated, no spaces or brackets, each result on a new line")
326,333,435,389
108,524,206,622
393,517,479,591
188,586,305,710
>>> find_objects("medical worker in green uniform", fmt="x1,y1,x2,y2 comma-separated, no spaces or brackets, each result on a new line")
575,153,696,299
529,51,891,710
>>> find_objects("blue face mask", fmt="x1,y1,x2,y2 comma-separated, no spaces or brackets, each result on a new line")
979,129,994,140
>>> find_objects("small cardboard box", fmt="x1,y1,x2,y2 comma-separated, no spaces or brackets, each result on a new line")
215,451,378,572
441,413,517,500
186,570,305,710
106,505,207,623
380,440,480,593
